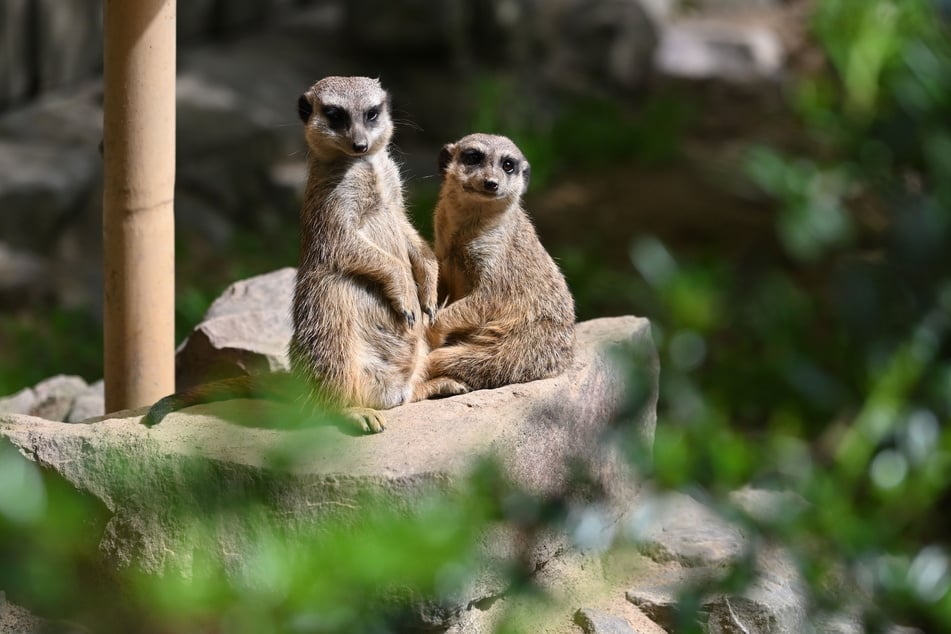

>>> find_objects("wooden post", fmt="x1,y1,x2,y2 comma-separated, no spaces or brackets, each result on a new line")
102,0,176,412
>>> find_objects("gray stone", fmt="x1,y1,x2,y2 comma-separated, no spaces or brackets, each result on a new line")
65,380,104,424
29,375,89,422
0,82,103,146
627,550,808,634
574,607,638,633
0,593,90,634
625,491,747,567
728,486,808,525
0,140,100,253
174,268,295,389
36,0,103,93
654,20,783,83
0,0,32,109
0,316,658,629
704,554,805,633
689,0,783,10
0,386,36,416
537,0,661,95
625,586,679,632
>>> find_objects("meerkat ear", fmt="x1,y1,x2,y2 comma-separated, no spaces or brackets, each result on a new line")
297,94,313,122
521,162,531,189
438,144,455,175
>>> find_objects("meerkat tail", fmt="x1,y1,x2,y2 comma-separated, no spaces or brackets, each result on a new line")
141,373,298,427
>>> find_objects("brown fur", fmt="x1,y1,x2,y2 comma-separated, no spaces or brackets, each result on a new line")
413,133,575,399
143,77,436,432
290,76,437,432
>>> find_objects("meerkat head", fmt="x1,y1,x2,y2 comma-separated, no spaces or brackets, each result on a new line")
438,133,531,206
297,76,393,160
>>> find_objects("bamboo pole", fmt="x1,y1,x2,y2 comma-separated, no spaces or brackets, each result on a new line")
102,0,176,412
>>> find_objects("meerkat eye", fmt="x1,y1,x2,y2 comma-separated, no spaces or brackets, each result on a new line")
321,106,347,126
501,158,516,174
461,149,483,166
366,106,380,122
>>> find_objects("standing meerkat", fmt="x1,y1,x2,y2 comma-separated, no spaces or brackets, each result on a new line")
143,76,438,433
414,133,576,398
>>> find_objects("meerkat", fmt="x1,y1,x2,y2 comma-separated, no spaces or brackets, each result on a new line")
143,76,438,433
413,133,576,399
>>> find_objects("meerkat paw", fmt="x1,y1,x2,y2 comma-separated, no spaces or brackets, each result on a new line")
424,305,438,325
345,407,386,433
412,377,471,401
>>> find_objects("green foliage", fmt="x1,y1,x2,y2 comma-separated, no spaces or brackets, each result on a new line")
625,1,951,629
470,74,691,190
0,307,102,395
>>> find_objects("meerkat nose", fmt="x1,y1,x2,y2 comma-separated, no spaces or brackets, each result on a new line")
352,141,368,153
484,179,499,192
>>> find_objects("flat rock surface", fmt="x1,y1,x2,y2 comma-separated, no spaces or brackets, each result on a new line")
625,491,747,567
0,316,658,626
574,607,640,633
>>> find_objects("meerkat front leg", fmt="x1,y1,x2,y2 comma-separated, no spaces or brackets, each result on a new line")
406,233,439,324
339,238,420,327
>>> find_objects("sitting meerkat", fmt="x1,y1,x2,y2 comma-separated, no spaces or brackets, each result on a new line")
144,76,438,433
413,133,576,399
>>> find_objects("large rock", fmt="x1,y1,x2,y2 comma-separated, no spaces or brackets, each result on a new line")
625,491,748,568
624,549,808,634
0,139,99,253
654,20,783,83
0,316,658,629
174,267,295,389
574,607,639,633
0,375,103,423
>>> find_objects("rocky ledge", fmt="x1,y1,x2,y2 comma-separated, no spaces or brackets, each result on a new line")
0,316,658,630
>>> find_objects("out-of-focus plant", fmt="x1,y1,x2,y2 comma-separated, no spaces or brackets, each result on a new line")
622,0,951,630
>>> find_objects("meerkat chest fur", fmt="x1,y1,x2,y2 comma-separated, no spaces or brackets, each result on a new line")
436,201,515,300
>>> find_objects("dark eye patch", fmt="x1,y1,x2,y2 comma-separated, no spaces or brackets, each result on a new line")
461,148,484,166
365,104,382,123
297,94,313,122
321,105,349,129
501,157,516,174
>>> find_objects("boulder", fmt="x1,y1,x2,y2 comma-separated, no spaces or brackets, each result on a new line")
624,549,808,634
0,316,658,630
174,268,296,389
654,20,783,83
535,0,662,96
574,607,639,633
0,376,103,424
625,491,748,568
0,139,99,253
